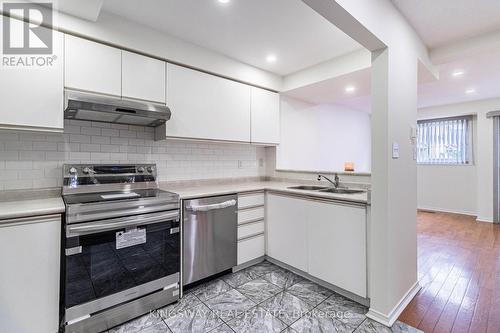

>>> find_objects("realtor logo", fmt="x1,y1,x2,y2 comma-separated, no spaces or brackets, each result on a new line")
2,2,53,54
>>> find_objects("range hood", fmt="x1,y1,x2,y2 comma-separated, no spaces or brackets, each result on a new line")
64,90,171,129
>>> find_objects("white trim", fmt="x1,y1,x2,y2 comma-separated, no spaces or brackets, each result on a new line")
476,216,494,223
418,206,476,217
366,281,421,327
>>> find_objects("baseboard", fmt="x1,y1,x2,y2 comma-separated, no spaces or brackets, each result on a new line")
418,206,476,217
476,216,494,223
366,281,421,327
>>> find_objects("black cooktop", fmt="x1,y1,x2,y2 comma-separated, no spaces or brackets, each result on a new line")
63,189,179,205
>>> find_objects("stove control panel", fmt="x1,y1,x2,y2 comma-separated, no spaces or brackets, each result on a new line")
63,164,157,177
62,164,159,194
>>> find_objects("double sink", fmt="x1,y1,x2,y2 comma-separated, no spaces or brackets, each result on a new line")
287,185,365,194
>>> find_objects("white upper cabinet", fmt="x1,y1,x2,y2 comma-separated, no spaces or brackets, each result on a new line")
122,51,166,103
166,63,251,142
0,21,64,132
251,87,280,144
64,35,121,96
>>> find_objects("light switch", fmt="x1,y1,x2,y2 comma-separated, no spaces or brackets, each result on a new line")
392,142,400,159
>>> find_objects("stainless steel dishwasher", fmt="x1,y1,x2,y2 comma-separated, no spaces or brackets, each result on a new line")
183,194,237,285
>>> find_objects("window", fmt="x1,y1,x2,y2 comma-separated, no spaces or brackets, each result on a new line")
417,116,472,165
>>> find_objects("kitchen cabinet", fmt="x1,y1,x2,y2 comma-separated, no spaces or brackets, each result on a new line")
238,235,265,265
266,192,367,298
266,194,309,272
65,34,122,96
0,21,64,132
237,192,265,265
308,201,367,297
251,87,280,144
0,215,61,333
122,51,166,103
166,63,251,142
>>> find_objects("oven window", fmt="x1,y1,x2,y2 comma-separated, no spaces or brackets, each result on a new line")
65,220,179,308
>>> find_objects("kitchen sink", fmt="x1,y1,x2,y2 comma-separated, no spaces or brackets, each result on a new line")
287,185,329,191
319,188,365,194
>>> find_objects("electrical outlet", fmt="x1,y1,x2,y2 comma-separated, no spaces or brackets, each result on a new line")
238,160,243,168
259,158,264,167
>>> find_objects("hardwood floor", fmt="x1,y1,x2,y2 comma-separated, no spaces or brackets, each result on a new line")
398,211,500,333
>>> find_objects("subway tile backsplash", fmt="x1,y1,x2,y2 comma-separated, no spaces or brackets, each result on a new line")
0,120,265,190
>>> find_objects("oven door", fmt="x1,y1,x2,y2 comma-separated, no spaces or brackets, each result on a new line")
63,210,180,323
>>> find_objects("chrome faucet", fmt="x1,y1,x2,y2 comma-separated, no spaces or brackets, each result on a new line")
317,173,340,188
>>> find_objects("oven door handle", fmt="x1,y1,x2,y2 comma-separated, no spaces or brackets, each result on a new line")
66,211,179,237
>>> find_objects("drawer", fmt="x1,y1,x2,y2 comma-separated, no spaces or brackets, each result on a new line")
238,221,265,240
237,234,265,265
238,193,264,209
238,207,264,225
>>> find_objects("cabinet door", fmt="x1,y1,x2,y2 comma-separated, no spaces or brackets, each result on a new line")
251,87,280,144
64,34,121,96
308,201,367,297
0,23,63,132
166,63,251,142
266,194,308,271
0,215,61,333
122,51,166,103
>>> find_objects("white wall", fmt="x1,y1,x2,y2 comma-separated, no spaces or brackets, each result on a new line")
418,97,500,222
277,96,371,173
0,120,266,191
417,165,476,215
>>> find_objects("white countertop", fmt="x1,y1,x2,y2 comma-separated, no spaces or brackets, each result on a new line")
0,180,368,222
161,180,369,204
0,197,65,221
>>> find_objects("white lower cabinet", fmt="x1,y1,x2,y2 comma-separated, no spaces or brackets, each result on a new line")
266,193,367,298
238,221,265,239
0,215,61,333
237,235,265,265
237,192,265,265
308,201,367,297
266,194,309,272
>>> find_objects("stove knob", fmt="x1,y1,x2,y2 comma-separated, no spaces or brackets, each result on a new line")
69,167,77,175
82,167,91,174
147,166,154,173
137,166,145,173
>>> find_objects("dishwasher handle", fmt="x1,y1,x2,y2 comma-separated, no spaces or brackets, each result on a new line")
187,199,237,212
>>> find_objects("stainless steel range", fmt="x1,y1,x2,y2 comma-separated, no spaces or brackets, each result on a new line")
60,164,180,333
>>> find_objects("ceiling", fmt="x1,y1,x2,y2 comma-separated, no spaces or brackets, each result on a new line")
101,0,362,76
28,0,104,21
285,48,500,112
391,0,500,48
418,50,500,108
283,68,371,112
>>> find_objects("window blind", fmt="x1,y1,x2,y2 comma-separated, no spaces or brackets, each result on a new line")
417,116,472,165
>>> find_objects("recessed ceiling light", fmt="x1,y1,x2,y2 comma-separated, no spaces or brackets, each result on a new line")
452,70,464,77
345,85,356,93
218,0,230,4
266,54,277,63
465,88,476,94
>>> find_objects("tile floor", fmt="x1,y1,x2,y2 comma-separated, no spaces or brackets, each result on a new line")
108,261,422,333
